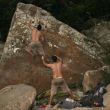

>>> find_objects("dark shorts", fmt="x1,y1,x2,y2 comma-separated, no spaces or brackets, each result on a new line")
51,77,71,95
28,42,44,56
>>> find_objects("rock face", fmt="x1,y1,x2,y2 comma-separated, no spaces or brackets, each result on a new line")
103,84,110,109
0,3,102,92
56,107,108,110
82,69,103,92
82,65,110,92
1,3,106,61
0,84,36,110
82,21,110,64
0,43,4,59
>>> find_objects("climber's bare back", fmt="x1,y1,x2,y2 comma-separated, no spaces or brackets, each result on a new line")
31,28,41,42
49,61,63,79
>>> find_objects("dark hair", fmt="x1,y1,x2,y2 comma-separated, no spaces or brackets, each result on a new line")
37,24,42,30
51,55,58,62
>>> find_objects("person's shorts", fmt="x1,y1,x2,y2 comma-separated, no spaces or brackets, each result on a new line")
51,77,71,95
29,42,44,56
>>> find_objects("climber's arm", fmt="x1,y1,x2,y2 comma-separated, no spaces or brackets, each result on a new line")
42,56,52,67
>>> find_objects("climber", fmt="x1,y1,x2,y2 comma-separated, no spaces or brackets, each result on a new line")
26,20,45,57
41,55,78,107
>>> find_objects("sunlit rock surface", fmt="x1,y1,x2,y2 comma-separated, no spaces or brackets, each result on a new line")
0,3,102,92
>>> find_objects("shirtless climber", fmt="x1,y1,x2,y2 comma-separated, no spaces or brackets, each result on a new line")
26,20,45,57
42,55,78,106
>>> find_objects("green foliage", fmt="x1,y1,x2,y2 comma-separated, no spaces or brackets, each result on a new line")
36,98,48,105
36,90,68,105
68,82,83,90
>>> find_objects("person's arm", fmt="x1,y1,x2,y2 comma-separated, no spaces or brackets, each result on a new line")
42,56,51,67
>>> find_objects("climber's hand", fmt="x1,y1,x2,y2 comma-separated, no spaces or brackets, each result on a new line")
42,56,44,60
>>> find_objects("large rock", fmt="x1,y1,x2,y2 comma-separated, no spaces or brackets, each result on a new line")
1,3,106,61
0,84,36,110
56,107,108,110
103,84,110,109
82,65,110,92
82,69,102,92
82,20,110,64
0,42,4,59
0,3,102,92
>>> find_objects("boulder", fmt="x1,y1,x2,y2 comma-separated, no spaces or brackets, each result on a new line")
0,42,4,59
82,69,103,92
82,65,110,92
103,84,110,109
101,65,110,73
55,107,108,110
1,3,106,61
82,20,110,64
0,3,102,92
0,84,36,110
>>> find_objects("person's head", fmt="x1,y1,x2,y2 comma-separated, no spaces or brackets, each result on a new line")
51,55,58,63
37,24,42,30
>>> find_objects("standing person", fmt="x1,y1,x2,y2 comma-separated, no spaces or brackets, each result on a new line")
26,20,45,57
41,55,77,106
